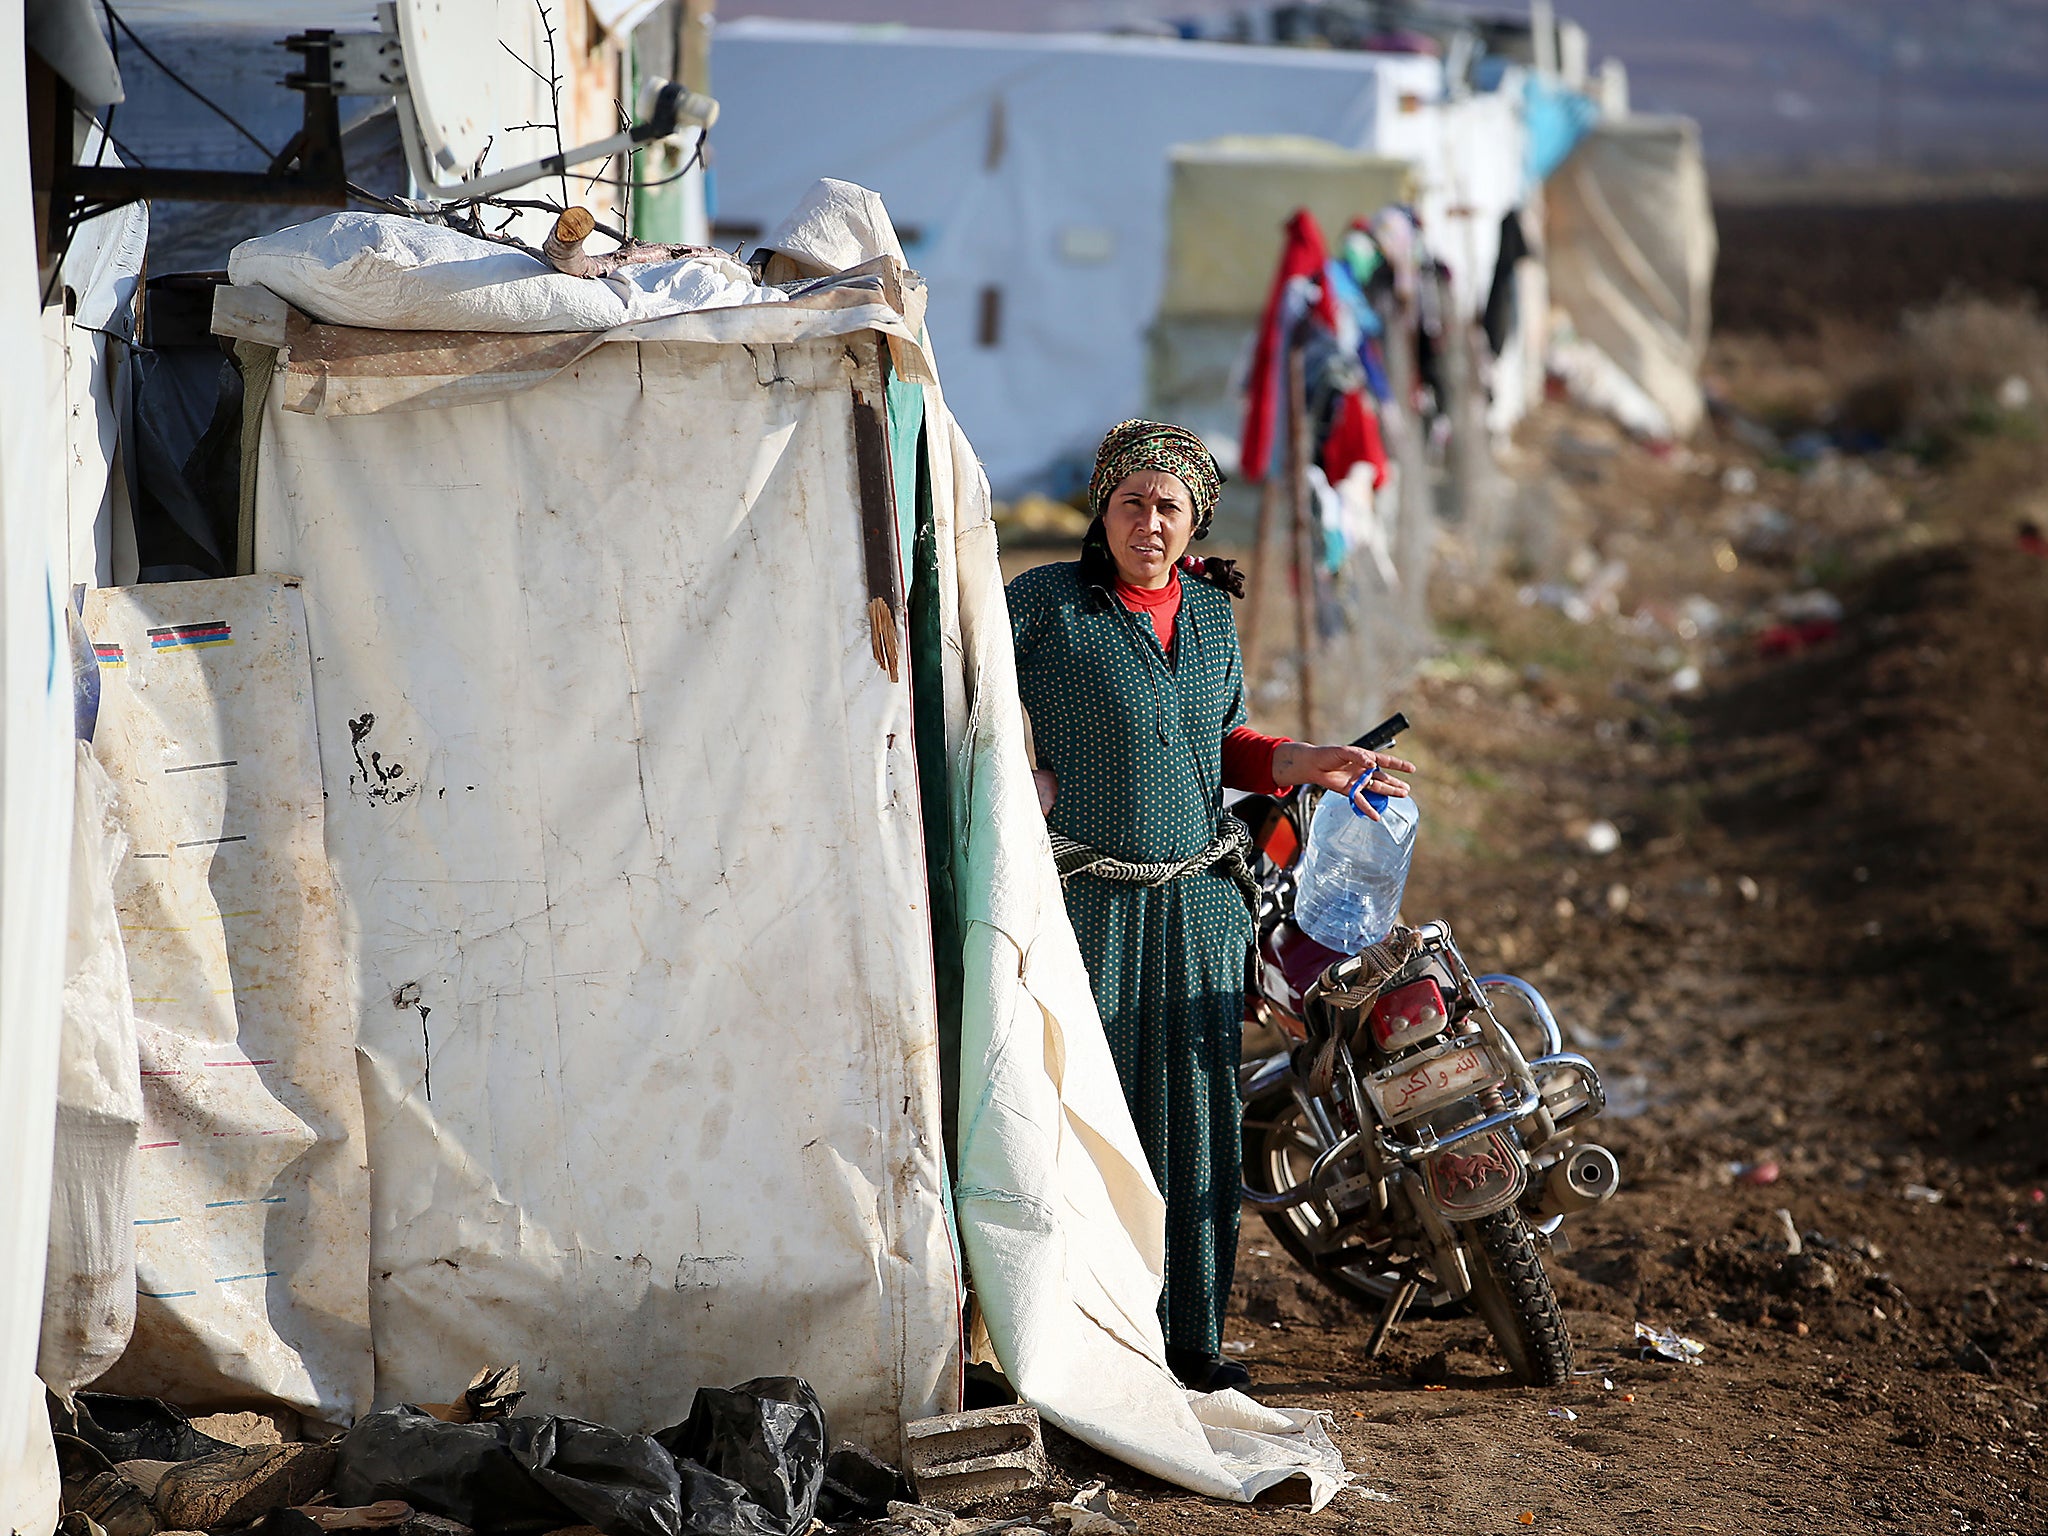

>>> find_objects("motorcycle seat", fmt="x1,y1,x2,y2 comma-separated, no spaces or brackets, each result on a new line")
1258,920,1350,1017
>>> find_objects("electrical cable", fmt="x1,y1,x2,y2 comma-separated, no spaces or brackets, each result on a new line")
570,127,706,190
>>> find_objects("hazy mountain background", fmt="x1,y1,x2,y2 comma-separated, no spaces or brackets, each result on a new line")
716,0,2048,182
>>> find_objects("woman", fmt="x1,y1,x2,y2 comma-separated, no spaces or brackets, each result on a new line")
1008,420,1413,1392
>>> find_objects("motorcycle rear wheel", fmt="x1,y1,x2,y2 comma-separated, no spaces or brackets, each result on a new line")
1459,1207,1574,1386
1241,1088,1459,1316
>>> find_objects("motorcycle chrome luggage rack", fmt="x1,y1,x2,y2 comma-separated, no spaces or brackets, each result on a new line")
1245,919,1606,1206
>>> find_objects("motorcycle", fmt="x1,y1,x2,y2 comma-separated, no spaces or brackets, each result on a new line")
1233,712,1619,1385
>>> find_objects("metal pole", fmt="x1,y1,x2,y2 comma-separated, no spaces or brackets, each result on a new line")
1240,469,1281,686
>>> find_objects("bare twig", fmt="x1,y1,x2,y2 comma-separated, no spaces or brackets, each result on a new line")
540,206,716,278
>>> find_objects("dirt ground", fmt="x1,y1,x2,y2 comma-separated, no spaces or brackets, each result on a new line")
996,218,2048,1535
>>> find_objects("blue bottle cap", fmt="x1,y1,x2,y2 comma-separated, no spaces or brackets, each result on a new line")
1346,772,1390,816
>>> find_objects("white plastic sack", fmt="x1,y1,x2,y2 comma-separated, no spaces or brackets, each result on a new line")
39,745,142,1399
229,212,788,334
85,577,372,1423
933,395,1347,1509
251,334,961,1450
760,178,908,275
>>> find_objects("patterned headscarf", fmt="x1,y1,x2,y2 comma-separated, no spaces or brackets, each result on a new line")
1086,419,1224,538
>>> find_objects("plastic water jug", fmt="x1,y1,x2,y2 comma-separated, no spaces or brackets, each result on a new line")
1293,775,1420,952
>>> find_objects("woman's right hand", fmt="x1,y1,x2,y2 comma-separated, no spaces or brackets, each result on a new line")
1033,769,1058,816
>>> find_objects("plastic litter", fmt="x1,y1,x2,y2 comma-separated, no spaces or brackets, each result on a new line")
1347,1486,1398,1503
1049,1481,1135,1535
1546,1408,1578,1421
654,1377,827,1535
420,1363,525,1424
333,1375,828,1536
294,1501,413,1529
1220,1341,1253,1355
1634,1322,1706,1365
1902,1183,1944,1205
815,1441,909,1524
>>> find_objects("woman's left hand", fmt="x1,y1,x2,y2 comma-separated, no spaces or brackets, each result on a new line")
1271,742,1416,820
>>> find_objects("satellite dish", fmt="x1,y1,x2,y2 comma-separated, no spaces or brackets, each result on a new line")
376,0,716,200
392,0,549,181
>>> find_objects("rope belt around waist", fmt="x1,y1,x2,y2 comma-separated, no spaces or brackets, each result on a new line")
1048,813,1259,910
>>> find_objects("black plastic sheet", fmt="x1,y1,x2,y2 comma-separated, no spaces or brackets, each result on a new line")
655,1377,828,1536
332,1377,834,1536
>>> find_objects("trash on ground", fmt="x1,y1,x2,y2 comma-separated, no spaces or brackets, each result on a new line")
419,1362,524,1424
57,1393,238,1465
1583,819,1620,855
1220,1340,1253,1355
1902,1183,1945,1205
1050,1481,1136,1535
1757,618,1840,658
1775,589,1845,626
155,1442,339,1532
192,1409,299,1448
1346,1485,1398,1502
657,1375,829,1535
1731,1159,1781,1185
883,1500,961,1536
1635,1322,1706,1365
904,1403,1049,1508
1733,501,1793,558
1774,1208,1803,1255
323,1374,830,1536
1547,1407,1579,1421
294,1501,413,1529
817,1440,910,1524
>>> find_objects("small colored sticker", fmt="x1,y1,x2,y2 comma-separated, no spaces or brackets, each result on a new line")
93,642,125,667
147,621,232,653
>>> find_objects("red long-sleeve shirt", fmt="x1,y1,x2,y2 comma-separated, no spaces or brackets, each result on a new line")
1115,574,1290,794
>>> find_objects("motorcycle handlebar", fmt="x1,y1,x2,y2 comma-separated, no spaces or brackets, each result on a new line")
1350,711,1410,754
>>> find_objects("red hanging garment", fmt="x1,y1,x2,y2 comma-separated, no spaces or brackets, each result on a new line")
1238,209,1339,485
1321,389,1389,491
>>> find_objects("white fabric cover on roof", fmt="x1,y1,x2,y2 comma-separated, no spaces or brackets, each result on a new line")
711,20,1441,493
230,213,785,334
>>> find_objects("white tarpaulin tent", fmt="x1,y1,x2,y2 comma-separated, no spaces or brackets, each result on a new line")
1545,116,1716,440
710,21,1443,495
11,180,1349,1505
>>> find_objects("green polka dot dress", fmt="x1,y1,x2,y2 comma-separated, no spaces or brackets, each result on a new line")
1008,560,1254,1358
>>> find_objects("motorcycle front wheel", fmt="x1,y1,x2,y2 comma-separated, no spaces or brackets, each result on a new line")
1458,1207,1574,1386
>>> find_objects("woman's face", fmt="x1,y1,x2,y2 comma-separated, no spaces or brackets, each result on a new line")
1103,470,1195,589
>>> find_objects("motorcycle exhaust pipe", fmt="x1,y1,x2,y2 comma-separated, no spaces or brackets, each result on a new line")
1537,1144,1620,1217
